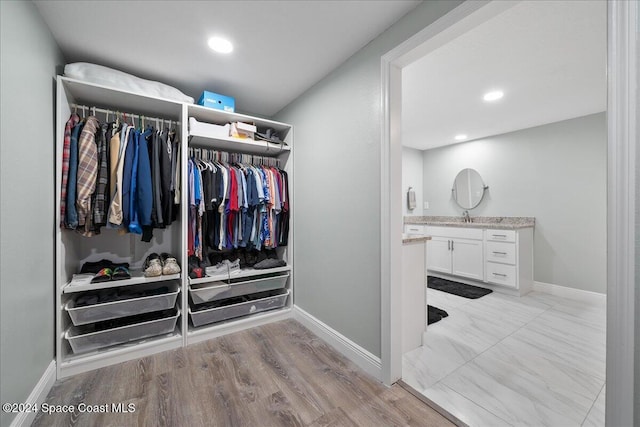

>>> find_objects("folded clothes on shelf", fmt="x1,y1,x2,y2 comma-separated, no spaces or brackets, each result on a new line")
253,258,286,269
74,285,170,307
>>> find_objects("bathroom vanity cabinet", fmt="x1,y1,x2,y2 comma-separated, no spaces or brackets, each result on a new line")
425,227,484,281
423,223,534,295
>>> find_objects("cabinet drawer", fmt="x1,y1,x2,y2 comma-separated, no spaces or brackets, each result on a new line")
485,241,516,265
486,262,517,288
404,224,425,234
425,226,483,240
486,229,516,242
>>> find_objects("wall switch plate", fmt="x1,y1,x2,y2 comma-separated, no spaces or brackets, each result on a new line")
424,202,429,209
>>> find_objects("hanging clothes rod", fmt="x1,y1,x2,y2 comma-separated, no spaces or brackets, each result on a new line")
69,103,180,126
188,147,281,168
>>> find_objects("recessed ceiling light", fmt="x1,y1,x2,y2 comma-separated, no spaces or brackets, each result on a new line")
454,134,468,141
208,36,233,54
483,90,504,102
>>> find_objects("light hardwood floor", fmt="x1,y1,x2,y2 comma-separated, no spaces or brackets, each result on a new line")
34,319,454,427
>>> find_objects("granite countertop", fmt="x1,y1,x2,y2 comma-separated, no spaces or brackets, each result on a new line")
402,234,432,244
404,216,535,230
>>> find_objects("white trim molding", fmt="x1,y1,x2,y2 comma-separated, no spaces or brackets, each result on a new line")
533,281,606,305
293,306,382,382
9,360,56,427
606,0,638,426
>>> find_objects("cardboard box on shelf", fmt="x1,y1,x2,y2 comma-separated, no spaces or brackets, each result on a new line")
197,90,235,112
230,122,256,139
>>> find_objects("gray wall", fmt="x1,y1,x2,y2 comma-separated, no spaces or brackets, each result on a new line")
403,147,424,217
276,0,463,357
421,113,606,293
635,10,640,422
0,2,63,426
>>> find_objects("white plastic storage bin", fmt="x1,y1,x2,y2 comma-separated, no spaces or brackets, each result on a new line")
189,289,289,327
65,308,180,354
189,273,288,304
65,281,180,326
189,117,230,138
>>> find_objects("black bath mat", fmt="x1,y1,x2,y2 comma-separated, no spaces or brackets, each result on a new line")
427,305,449,325
428,276,492,299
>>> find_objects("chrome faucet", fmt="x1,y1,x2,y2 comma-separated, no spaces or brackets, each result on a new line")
463,210,471,223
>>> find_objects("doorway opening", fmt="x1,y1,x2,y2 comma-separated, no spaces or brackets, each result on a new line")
380,1,637,426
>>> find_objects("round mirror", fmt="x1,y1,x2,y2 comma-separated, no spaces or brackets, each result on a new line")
452,168,488,209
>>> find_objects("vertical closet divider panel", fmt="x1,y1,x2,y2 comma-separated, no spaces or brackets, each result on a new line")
180,103,190,347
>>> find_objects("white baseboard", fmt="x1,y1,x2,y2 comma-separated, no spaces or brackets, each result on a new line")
293,306,383,382
533,281,606,305
9,360,56,427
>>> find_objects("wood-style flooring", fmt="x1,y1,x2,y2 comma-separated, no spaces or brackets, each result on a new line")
34,319,454,427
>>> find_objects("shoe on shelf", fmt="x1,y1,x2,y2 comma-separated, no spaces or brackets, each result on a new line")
188,255,203,279
205,258,241,277
160,253,181,275
143,253,163,277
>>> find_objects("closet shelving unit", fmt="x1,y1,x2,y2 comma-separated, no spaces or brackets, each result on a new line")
183,103,294,345
55,77,294,378
56,77,185,378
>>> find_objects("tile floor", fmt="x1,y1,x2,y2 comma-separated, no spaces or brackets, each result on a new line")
402,289,606,427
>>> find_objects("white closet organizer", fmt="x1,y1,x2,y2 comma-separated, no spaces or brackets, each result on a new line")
184,104,293,345
55,77,294,378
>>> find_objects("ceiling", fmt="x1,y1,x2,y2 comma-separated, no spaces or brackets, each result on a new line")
401,0,606,151
35,0,421,117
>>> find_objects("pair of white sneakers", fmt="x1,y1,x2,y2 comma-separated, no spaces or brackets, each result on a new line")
144,253,181,277
205,258,241,277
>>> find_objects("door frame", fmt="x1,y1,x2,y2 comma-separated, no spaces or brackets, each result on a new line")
379,1,638,425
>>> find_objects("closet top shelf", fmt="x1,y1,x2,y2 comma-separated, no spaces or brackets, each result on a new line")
188,104,291,137
189,132,291,156
59,76,183,119
63,272,180,294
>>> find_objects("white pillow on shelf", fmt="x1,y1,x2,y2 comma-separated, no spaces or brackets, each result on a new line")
64,62,194,104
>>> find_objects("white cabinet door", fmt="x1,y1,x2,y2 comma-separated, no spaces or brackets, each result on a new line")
451,238,484,280
427,237,452,274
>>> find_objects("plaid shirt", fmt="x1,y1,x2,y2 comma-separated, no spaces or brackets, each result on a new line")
76,116,99,234
92,123,110,230
60,113,80,227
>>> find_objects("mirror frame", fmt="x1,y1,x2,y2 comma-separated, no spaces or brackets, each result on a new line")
451,168,489,210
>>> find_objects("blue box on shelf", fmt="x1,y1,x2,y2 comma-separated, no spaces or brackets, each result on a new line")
197,91,235,112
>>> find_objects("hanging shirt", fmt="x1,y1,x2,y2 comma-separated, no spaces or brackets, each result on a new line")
132,127,154,240
60,113,80,227
76,116,100,235
92,123,110,231
65,121,84,229
108,124,129,227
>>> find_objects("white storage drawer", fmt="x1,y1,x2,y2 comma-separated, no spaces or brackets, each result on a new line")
486,262,517,288
426,226,483,240
486,229,516,242
404,224,425,234
65,308,180,354
485,241,516,265
189,289,289,327
189,273,288,304
65,281,180,326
